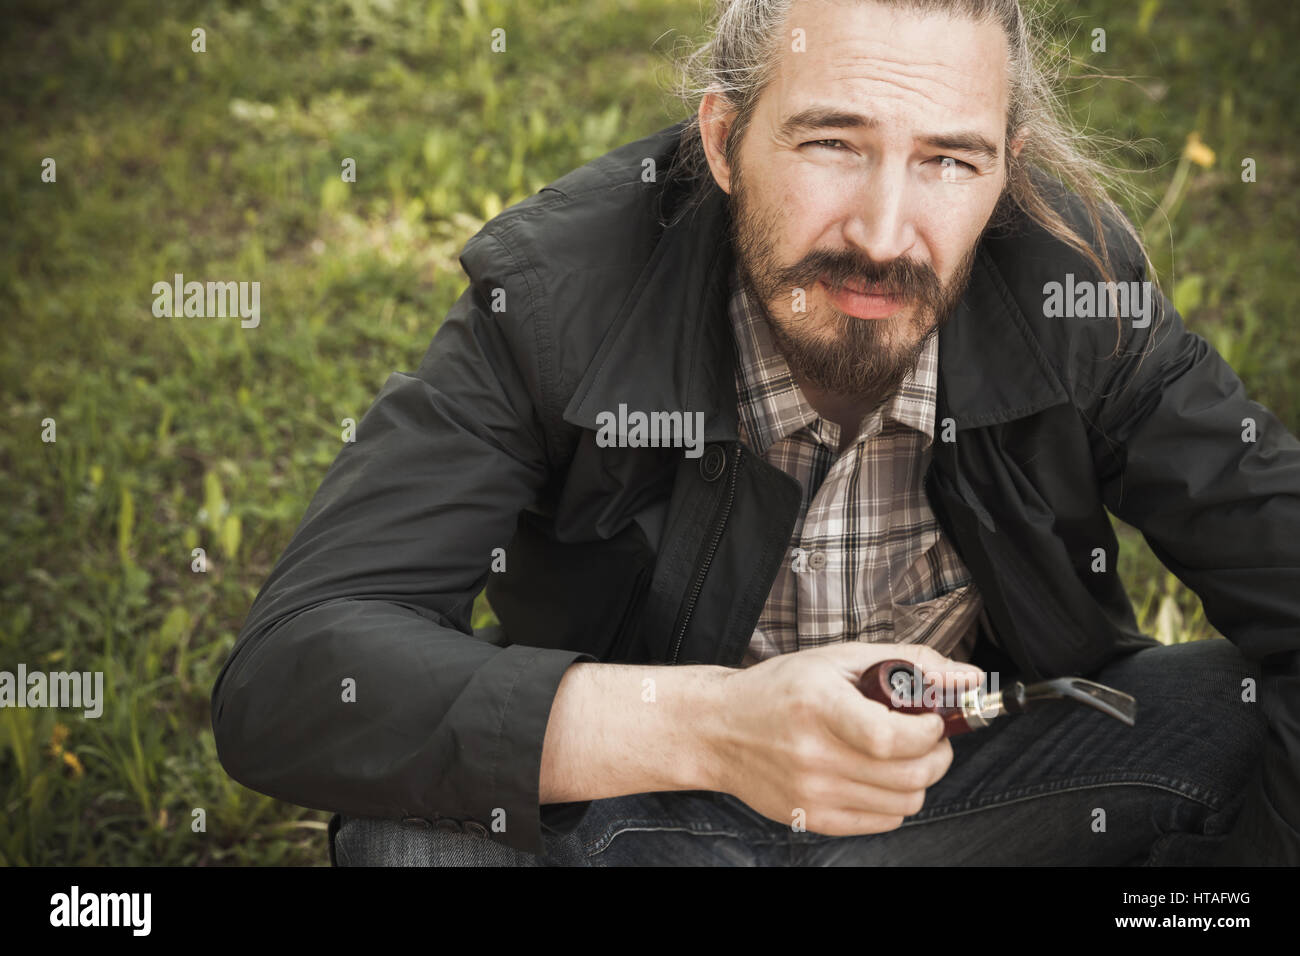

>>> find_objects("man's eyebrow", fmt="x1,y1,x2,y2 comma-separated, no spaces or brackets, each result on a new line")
777,107,879,139
778,107,1001,162
918,131,1001,162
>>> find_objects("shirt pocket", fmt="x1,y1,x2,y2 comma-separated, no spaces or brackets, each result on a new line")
888,583,983,661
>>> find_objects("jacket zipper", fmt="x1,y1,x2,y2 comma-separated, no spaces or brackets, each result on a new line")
669,445,743,664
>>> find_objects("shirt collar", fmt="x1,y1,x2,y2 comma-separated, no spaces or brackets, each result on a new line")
729,265,937,456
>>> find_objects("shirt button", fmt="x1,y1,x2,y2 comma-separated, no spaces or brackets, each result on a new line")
808,551,827,570
464,821,489,838
433,818,463,833
401,816,432,829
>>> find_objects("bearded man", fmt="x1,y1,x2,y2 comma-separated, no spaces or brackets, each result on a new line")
212,0,1300,866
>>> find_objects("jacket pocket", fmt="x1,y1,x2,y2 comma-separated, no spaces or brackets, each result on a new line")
485,514,657,661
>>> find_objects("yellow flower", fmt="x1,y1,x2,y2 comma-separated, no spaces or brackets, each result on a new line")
49,722,83,776
49,722,69,751
1184,132,1216,169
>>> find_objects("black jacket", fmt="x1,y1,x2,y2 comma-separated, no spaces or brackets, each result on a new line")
211,119,1300,863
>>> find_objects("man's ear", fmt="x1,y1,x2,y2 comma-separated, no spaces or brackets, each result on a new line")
1008,126,1027,160
698,91,737,194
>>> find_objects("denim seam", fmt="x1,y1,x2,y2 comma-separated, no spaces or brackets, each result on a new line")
902,773,1223,828
583,822,784,856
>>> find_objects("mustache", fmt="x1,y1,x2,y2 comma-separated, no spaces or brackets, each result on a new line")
778,250,943,302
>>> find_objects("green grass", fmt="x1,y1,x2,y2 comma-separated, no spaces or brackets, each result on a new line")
1,0,1296,864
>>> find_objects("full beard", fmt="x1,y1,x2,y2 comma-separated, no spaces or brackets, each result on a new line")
727,173,978,410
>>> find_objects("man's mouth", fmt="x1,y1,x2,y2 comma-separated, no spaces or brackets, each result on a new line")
820,274,906,320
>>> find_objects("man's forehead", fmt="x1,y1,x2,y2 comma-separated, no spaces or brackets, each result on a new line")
762,2,1009,133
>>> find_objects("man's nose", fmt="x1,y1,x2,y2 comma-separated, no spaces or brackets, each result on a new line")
841,160,918,263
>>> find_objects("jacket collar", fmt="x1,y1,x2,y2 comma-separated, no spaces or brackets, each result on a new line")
563,127,1070,439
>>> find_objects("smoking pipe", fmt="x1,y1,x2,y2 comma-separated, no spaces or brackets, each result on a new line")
856,658,1137,737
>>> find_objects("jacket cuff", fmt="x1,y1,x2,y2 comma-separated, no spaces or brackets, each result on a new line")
488,644,599,855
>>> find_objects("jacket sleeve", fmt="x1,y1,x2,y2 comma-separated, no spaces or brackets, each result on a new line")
1090,261,1300,865
210,232,597,855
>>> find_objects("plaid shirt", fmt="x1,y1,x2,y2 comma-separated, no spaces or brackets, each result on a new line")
729,268,983,667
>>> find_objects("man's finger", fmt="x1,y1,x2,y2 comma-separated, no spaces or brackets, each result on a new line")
823,733,956,791
826,691,948,758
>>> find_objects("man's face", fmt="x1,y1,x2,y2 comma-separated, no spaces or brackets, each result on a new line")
707,0,1013,403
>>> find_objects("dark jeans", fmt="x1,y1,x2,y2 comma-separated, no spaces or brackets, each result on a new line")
332,638,1267,865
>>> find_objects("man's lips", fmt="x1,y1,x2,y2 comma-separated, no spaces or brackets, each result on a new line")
819,275,906,319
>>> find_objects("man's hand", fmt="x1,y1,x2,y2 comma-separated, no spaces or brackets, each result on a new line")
711,643,985,835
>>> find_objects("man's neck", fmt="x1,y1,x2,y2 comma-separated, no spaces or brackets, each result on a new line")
794,377,882,453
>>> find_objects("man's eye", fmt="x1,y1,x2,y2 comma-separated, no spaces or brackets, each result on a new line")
935,156,977,175
804,139,847,151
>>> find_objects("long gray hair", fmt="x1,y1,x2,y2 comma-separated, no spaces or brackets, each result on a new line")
664,0,1150,294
